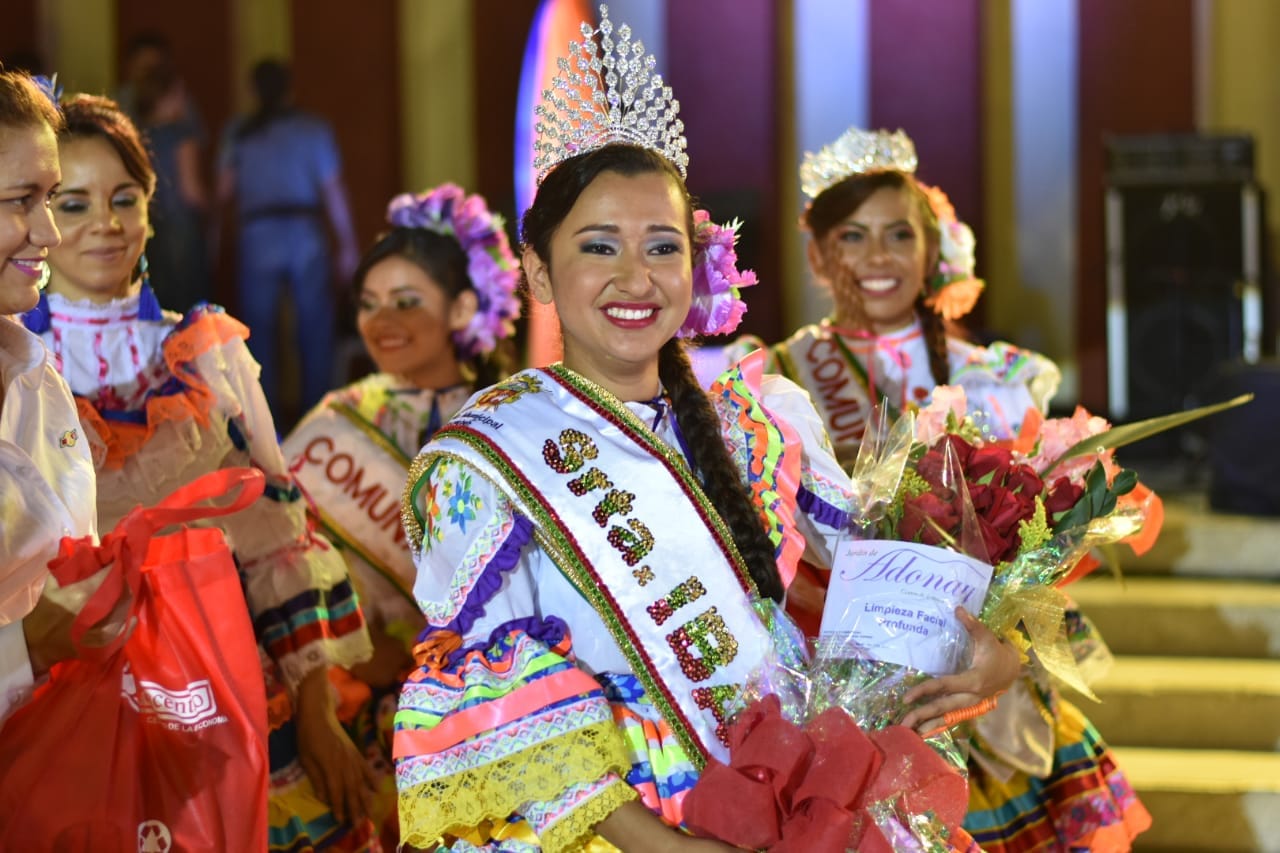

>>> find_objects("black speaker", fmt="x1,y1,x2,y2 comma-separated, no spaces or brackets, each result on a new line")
1208,360,1280,515
1104,135,1267,424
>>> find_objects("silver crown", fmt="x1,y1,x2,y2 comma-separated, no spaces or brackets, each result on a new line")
532,4,688,183
799,127,918,199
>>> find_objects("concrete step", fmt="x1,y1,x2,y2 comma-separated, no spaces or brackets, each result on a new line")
1119,493,1280,580
1064,657,1280,752
1118,747,1280,852
1070,576,1280,659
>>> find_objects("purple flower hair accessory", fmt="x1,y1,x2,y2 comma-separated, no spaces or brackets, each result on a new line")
31,74,63,112
678,210,757,339
385,184,522,358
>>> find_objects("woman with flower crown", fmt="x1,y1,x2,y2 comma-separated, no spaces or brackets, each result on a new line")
22,93,380,852
393,10,1019,851
760,127,1151,852
0,69,135,731
283,183,520,847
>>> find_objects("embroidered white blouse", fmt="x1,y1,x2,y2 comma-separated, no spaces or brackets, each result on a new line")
0,318,98,724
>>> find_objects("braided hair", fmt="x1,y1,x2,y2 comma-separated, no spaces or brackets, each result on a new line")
803,170,950,386
522,144,784,601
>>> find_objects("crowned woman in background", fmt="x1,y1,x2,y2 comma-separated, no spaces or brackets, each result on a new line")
755,126,1151,852
759,128,1059,466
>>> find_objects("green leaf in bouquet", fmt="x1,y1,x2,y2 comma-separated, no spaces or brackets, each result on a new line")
1043,394,1253,475
1110,468,1138,497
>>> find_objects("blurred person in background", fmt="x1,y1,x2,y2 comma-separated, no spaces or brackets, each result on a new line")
218,58,359,423
117,32,211,309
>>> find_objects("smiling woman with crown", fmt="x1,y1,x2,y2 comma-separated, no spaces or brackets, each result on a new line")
750,128,1152,853
753,127,1062,468
392,8,1016,852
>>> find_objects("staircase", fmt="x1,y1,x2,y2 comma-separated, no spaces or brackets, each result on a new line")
1068,490,1280,852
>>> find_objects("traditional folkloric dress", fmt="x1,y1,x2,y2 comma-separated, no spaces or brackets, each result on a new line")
762,319,1149,852
284,372,473,842
22,286,378,852
763,319,1060,463
0,318,98,727
394,356,857,852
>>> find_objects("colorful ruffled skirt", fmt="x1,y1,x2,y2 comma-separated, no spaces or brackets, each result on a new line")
964,685,1151,852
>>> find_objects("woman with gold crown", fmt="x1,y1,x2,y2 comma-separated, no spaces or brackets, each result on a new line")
393,9,1020,851
757,127,1151,852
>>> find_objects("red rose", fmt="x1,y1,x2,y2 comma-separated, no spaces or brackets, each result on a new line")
1045,476,1084,515
965,445,1014,483
1003,463,1045,497
916,435,976,487
914,448,946,487
900,492,961,546
969,483,1037,563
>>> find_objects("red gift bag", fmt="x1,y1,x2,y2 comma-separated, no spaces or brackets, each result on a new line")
0,467,270,852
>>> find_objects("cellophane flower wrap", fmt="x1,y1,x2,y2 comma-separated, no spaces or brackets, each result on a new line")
680,596,975,852
680,383,1213,851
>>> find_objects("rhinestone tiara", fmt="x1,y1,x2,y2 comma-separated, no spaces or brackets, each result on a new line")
532,4,688,183
799,127,918,199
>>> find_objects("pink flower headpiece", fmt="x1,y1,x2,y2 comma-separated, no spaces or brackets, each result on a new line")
918,183,985,322
679,210,758,338
386,184,522,358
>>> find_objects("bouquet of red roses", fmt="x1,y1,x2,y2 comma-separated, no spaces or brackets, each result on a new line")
680,389,1249,853
818,386,1249,710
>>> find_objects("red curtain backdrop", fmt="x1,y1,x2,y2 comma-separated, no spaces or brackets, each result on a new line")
868,0,984,243
666,0,784,345
1075,0,1196,413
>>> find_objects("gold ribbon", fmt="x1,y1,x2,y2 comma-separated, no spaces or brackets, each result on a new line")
983,584,1098,702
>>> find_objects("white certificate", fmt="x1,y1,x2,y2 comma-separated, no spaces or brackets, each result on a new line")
819,540,993,676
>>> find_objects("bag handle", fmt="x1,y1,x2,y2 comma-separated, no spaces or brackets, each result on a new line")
54,468,267,660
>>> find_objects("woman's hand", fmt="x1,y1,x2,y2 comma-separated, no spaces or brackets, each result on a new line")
294,667,377,825
348,623,413,689
597,801,742,851
23,564,135,677
899,607,1020,735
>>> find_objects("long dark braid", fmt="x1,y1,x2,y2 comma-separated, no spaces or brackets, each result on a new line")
658,340,784,601
915,294,951,386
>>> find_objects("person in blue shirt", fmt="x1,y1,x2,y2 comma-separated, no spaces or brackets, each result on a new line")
217,58,359,421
